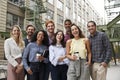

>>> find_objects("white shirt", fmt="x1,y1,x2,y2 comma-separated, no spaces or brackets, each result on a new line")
4,38,24,67
49,45,69,66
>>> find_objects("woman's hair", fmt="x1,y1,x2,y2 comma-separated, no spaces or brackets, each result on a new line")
10,25,24,48
31,30,49,46
51,30,65,47
45,20,55,27
70,23,85,38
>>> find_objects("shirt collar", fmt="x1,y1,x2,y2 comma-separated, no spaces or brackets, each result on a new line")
90,31,98,38
56,44,62,47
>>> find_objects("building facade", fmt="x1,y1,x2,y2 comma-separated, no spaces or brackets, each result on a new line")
0,0,24,59
0,0,8,59
42,0,103,35
104,0,120,23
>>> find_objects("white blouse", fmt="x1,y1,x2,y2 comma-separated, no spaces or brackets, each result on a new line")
4,38,24,67
49,45,69,66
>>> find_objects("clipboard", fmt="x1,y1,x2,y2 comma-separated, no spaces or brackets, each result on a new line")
42,49,49,58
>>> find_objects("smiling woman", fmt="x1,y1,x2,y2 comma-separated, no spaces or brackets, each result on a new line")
4,25,25,80
22,30,49,80
66,24,92,80
49,30,69,80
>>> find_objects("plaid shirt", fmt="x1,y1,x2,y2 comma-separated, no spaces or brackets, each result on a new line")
88,31,112,64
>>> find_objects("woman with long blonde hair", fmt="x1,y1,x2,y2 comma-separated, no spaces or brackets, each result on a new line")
4,25,25,80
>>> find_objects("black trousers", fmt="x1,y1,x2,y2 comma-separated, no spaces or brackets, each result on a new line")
29,62,44,80
24,69,30,80
51,64,68,80
43,62,51,80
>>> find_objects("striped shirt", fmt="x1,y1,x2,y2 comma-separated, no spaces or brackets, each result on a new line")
88,31,112,64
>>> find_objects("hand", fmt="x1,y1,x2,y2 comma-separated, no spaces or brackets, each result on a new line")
58,56,65,62
38,56,44,62
70,55,77,61
85,62,91,66
101,62,108,67
16,65,23,74
27,68,33,75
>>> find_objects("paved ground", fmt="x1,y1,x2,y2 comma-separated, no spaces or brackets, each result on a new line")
106,62,120,80
0,61,120,80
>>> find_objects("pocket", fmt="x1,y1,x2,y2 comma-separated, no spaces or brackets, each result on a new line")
97,65,106,75
85,63,89,68
67,61,75,74
83,63,90,78
98,65,105,71
84,63,90,72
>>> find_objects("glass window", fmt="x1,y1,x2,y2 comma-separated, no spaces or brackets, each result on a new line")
57,14,63,25
78,4,81,15
78,15,81,22
19,17,24,29
7,13,13,27
46,9,54,19
82,18,85,24
47,0,54,4
78,4,81,10
73,0,77,13
66,0,70,6
73,12,76,20
65,7,70,18
7,13,24,29
57,0,63,11
13,15,18,25
9,0,20,5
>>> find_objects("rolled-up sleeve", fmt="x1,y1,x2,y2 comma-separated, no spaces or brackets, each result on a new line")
49,46,59,66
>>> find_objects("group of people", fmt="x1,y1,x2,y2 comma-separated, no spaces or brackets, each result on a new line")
4,19,112,80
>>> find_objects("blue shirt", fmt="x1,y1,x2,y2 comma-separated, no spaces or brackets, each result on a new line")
88,31,112,64
49,45,69,66
23,42,47,70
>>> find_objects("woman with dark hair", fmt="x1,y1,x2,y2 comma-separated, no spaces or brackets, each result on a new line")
23,30,49,80
66,24,92,80
31,30,49,46
49,30,69,80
